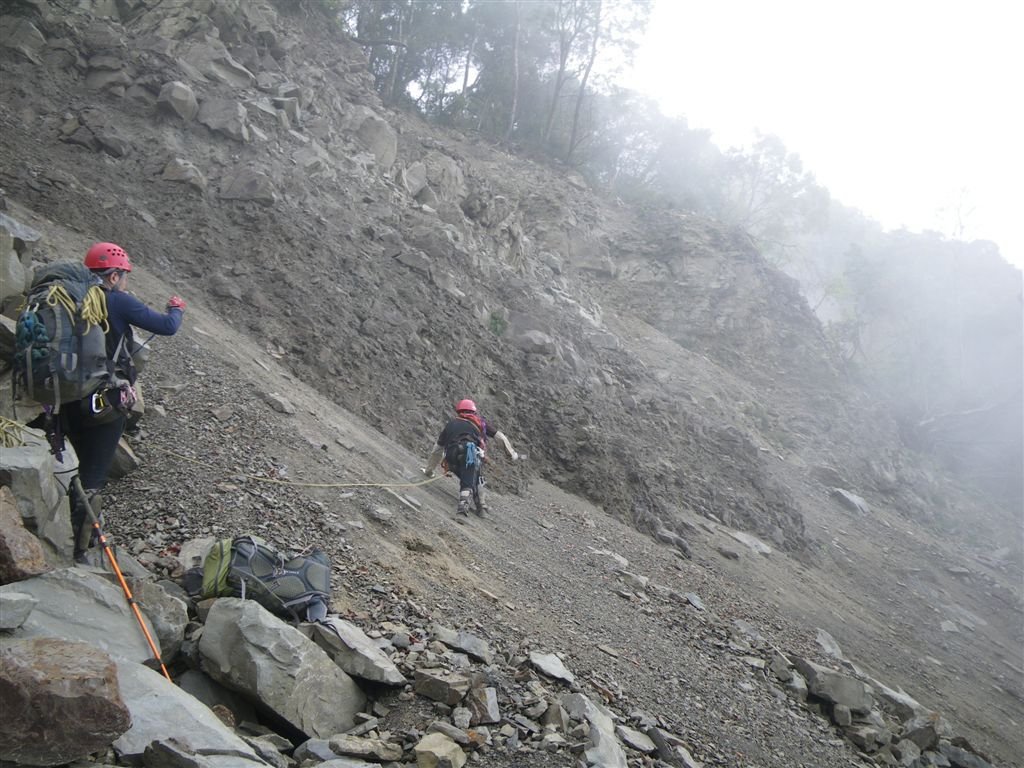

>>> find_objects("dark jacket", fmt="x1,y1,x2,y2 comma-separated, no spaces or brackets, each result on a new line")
436,415,498,450
104,290,183,380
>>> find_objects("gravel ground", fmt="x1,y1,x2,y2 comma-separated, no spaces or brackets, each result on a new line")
96,285,871,768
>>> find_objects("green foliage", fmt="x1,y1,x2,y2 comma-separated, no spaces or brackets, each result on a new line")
488,312,508,337
585,89,725,211
340,2,826,253
715,134,830,249
343,0,650,157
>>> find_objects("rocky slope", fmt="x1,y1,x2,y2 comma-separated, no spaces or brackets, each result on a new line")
0,0,1021,766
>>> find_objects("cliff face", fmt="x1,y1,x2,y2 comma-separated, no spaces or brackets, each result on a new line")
1,3,1021,762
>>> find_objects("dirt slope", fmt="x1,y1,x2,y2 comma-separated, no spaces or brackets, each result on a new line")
6,199,1019,766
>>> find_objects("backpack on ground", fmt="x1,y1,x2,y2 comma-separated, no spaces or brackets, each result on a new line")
13,262,110,407
200,536,331,622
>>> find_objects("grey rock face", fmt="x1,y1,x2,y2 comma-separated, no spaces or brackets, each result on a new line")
158,81,199,121
2,568,161,664
198,598,366,738
112,660,265,765
0,486,50,583
304,617,407,685
562,692,627,768
0,435,75,559
792,657,873,713
529,651,575,684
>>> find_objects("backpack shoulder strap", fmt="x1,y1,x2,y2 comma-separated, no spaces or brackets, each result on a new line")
457,415,485,442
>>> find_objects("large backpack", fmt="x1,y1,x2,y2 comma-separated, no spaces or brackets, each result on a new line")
13,262,111,406
445,437,480,471
443,415,487,471
200,536,331,622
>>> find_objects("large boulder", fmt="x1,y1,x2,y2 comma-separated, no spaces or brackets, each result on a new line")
792,657,873,713
157,80,199,121
0,432,75,559
562,693,627,768
422,151,466,203
0,233,27,306
198,599,366,737
0,16,46,63
198,99,250,142
0,486,50,583
180,37,255,88
342,106,397,171
0,591,37,629
220,168,276,205
303,617,407,685
113,660,267,767
1,568,161,664
0,638,130,765
413,732,466,768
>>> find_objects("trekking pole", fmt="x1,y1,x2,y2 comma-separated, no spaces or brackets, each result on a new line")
71,476,172,682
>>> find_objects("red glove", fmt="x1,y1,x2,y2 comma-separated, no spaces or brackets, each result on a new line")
166,295,186,311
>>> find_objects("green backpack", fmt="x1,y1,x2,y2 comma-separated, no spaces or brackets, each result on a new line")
201,536,330,622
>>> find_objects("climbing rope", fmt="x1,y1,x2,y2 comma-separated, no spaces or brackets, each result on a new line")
155,446,443,489
44,283,109,333
0,416,46,448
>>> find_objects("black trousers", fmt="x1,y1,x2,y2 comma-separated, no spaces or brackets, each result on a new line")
454,459,480,493
446,444,481,492
64,405,126,491
62,404,126,545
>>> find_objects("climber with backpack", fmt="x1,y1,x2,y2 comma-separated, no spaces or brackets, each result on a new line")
421,398,519,517
14,242,185,561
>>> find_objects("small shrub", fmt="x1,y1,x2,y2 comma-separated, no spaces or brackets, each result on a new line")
489,312,508,336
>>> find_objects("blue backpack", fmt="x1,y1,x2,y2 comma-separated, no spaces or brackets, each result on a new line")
13,263,111,407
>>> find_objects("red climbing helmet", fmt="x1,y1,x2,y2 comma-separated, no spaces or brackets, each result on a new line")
84,242,133,272
455,399,477,414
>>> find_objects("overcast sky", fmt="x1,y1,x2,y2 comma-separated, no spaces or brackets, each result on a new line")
625,0,1023,270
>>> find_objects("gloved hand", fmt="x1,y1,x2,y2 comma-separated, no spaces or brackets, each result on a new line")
420,467,434,478
510,450,520,461
167,295,186,311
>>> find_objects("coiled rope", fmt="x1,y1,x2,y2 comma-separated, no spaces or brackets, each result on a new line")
45,283,109,333
0,416,46,448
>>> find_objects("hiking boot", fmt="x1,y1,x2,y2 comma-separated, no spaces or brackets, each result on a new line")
474,487,488,516
457,490,472,517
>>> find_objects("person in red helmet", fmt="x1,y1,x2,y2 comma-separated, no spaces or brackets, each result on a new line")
422,398,519,517
67,242,186,560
